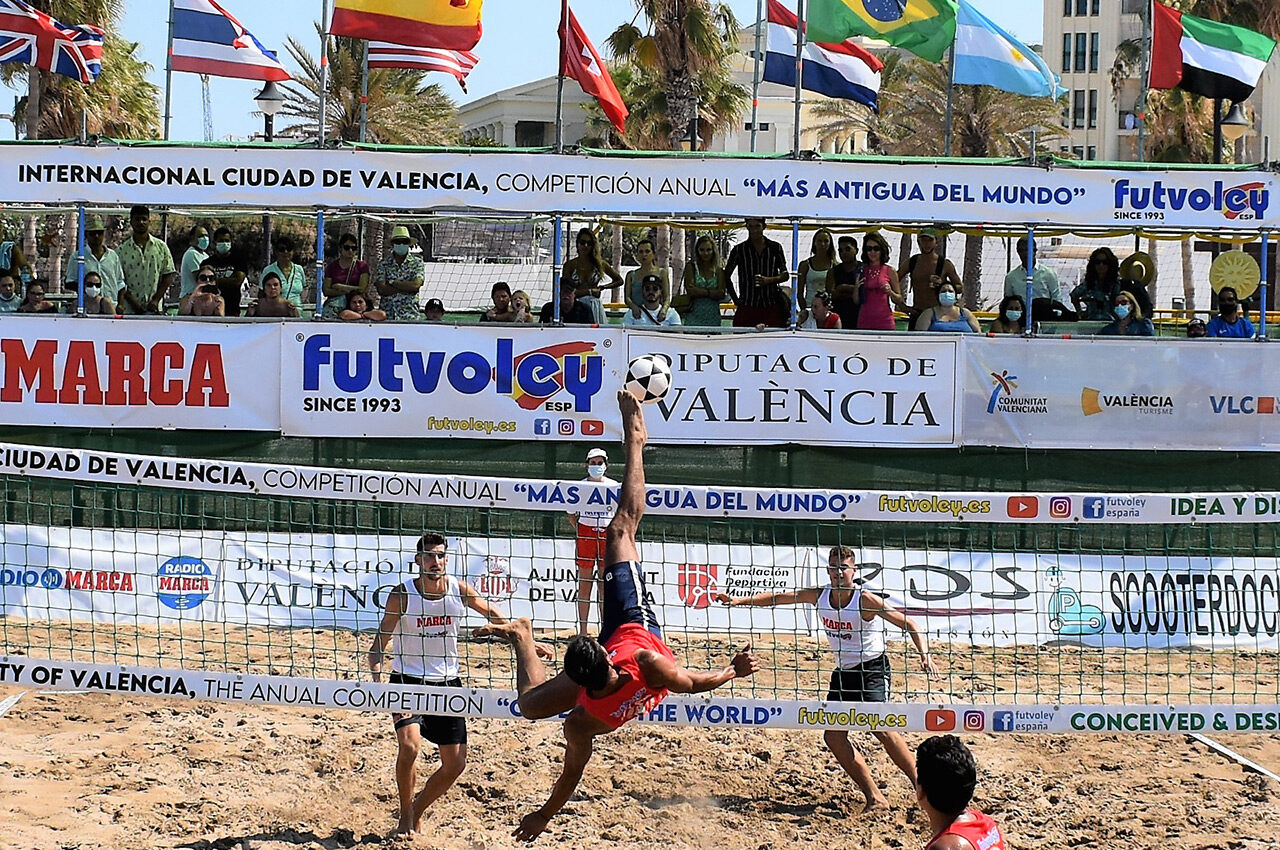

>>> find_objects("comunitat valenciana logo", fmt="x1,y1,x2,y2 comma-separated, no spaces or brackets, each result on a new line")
1081,387,1173,416
986,370,1048,415
302,335,605,412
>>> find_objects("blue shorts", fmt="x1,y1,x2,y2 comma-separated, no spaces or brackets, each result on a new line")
599,560,661,644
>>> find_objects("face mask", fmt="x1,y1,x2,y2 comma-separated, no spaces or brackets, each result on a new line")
84,286,101,298
393,244,410,257
215,242,231,254
1006,309,1022,322
587,463,606,479
1114,304,1131,320
938,292,957,307
196,236,209,251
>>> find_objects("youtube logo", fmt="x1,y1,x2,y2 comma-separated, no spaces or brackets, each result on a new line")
1006,496,1039,519
581,419,604,437
925,709,956,732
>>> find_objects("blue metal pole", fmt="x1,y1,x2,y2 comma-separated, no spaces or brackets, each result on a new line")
1259,229,1269,339
790,219,800,328
552,215,563,324
1024,226,1035,336
75,205,85,314
315,210,325,317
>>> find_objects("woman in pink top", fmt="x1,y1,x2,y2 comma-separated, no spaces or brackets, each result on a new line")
855,232,905,331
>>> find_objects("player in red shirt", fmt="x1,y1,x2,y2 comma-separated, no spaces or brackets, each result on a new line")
916,735,1007,850
478,390,758,842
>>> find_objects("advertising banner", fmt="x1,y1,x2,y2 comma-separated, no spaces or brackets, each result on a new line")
963,336,1280,450
2,145,1274,230
0,317,278,430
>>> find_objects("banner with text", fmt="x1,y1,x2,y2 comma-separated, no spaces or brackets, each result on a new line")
3,145,1274,229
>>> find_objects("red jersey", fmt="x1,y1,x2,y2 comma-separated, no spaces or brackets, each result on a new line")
926,811,1006,850
577,623,675,729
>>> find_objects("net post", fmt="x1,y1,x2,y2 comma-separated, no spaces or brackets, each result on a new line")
314,209,325,317
1024,225,1035,337
552,214,563,324
1259,228,1270,339
789,219,800,328
74,204,85,314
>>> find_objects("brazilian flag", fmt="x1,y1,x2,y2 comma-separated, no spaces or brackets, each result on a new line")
807,0,958,63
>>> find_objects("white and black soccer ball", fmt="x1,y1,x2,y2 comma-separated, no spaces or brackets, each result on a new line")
624,354,673,404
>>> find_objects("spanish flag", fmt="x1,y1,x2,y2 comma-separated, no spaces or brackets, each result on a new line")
330,0,483,51
807,0,956,63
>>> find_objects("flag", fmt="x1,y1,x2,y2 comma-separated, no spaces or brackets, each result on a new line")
170,0,290,81
331,0,483,51
368,43,478,92
952,0,1061,98
807,0,957,63
763,0,881,111
560,4,627,135
0,0,104,84
1150,1,1276,102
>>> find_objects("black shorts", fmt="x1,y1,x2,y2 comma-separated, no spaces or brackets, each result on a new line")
599,560,661,645
826,655,891,703
389,672,468,746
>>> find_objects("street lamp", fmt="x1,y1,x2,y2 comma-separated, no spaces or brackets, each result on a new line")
1222,102,1250,143
254,80,285,268
680,113,702,152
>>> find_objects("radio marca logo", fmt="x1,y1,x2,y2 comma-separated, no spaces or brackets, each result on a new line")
157,556,215,610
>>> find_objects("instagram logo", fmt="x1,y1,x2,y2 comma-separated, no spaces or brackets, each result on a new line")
963,711,985,732
1048,497,1071,519
557,419,575,436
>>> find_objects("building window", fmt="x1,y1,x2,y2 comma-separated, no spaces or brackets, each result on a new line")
1091,0,1100,14
1064,0,1072,15
1075,0,1087,14
744,122,770,131
1087,145,1097,160
1073,145,1085,159
1073,90,1085,128
1090,33,1100,71
1088,90,1098,128
1075,33,1087,72
1062,34,1072,73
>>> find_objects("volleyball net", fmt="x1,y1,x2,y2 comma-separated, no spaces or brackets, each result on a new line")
1,442,1278,733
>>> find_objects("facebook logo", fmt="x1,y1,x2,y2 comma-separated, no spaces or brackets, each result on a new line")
534,418,551,436
993,711,1015,732
1083,497,1106,519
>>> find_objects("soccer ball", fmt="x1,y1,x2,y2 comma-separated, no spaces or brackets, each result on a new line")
624,354,673,404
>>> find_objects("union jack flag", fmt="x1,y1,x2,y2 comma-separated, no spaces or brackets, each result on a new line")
0,0,105,84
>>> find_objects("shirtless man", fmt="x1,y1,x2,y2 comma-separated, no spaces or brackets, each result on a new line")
478,391,759,842
899,228,961,313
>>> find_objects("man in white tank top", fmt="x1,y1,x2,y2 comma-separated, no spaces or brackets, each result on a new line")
367,532,519,839
715,545,938,814
569,447,618,636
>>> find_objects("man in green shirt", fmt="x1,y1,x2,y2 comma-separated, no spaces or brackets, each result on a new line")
116,205,176,315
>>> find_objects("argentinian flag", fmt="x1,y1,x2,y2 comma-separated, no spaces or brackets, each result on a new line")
952,0,1064,98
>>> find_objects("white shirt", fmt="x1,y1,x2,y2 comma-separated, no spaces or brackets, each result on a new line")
64,247,125,304
818,585,886,669
180,247,209,298
391,577,465,680
624,306,682,327
573,474,618,529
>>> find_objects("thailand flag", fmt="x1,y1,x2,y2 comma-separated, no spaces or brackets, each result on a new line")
0,0,104,84
762,0,881,112
170,0,290,81
368,42,478,92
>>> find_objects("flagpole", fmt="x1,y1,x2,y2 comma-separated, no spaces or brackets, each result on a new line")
555,0,568,152
943,42,955,157
164,0,176,140
791,0,804,158
318,0,331,146
359,40,369,143
1138,0,1151,162
750,0,763,153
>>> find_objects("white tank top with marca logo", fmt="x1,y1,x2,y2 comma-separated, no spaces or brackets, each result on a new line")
392,577,465,680
818,585,886,670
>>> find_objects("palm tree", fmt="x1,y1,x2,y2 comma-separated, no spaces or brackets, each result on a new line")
279,27,460,145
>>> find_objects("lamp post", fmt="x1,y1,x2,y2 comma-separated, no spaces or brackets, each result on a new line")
255,81,285,267
1213,99,1250,164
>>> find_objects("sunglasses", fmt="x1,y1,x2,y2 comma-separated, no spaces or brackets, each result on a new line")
341,244,356,250
197,274,216,282
392,240,410,246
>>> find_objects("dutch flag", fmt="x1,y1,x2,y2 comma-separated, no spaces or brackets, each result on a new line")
762,0,882,112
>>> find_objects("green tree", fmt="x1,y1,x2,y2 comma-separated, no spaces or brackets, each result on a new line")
279,28,460,145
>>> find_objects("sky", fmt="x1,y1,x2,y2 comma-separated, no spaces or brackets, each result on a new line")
108,1,1043,143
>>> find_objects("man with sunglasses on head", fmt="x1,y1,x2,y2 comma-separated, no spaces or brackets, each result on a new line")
179,263,225,317
715,545,937,814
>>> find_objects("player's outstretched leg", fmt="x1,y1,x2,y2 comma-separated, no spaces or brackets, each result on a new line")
475,618,578,719
605,389,646,567
873,730,917,786
824,729,889,814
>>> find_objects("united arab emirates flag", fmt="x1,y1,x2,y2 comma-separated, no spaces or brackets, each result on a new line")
1149,1,1276,102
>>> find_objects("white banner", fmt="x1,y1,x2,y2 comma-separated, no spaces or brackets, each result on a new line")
0,317,278,430
627,331,959,445
4,145,1275,229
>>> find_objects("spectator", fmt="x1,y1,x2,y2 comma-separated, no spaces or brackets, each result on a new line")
914,281,980,333
0,273,19,313
1206,286,1254,338
340,292,387,322
67,270,115,315
0,236,33,284
830,235,861,329
1004,236,1061,304
261,235,306,309
207,226,247,316
423,297,445,322
900,227,960,313
481,281,516,322
725,217,789,328
800,291,841,329
797,228,836,310
16,281,56,314
246,271,299,318
856,232,905,331
623,275,683,327
116,205,176,315
179,264,225,317
624,238,670,322
322,234,371,318
375,224,424,322
178,224,209,302
988,295,1027,334
540,279,594,325
1097,289,1153,336
65,215,125,305
1186,317,1208,338
562,227,623,324
681,234,727,328
1071,247,1121,321
510,290,534,324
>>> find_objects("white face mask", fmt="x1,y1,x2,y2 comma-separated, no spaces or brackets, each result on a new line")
84,286,101,298
587,463,606,479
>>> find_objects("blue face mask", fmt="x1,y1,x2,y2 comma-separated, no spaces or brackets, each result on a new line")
938,292,957,307
1006,309,1022,322
196,236,210,251
393,244,410,257
1114,304,1131,320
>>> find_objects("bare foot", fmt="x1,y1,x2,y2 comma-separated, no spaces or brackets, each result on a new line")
862,798,890,816
389,823,417,842
473,618,533,644
617,389,647,445
533,641,556,660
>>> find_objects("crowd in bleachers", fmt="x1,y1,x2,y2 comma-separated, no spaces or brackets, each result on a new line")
0,209,1261,339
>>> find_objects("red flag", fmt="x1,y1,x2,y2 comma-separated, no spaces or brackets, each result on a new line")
559,4,626,134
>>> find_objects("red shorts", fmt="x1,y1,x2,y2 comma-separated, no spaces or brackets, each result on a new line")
575,524,607,572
